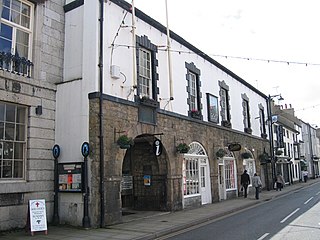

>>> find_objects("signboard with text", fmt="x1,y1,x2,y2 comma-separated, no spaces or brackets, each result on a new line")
29,199,47,232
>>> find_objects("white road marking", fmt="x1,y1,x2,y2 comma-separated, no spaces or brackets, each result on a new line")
304,197,314,204
280,208,300,223
316,191,320,196
257,233,270,240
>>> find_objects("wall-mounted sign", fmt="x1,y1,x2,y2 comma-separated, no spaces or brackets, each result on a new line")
81,142,90,157
228,143,241,151
153,139,162,156
29,199,47,233
52,144,60,158
276,125,284,148
144,175,151,186
121,175,133,191
58,163,83,192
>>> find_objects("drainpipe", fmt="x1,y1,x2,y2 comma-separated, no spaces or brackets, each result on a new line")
99,0,105,227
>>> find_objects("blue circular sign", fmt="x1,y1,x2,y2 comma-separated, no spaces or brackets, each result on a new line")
52,144,60,158
81,142,90,157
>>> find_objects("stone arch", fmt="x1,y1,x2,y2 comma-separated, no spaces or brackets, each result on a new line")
121,134,169,212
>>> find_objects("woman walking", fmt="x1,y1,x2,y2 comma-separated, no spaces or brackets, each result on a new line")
252,173,262,200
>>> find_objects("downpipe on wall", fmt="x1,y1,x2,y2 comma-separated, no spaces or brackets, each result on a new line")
99,0,105,228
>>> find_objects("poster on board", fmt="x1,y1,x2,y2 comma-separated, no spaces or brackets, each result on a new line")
29,199,47,232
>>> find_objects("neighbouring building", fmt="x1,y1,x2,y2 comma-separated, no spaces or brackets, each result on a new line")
0,0,64,231
271,104,303,184
300,121,320,178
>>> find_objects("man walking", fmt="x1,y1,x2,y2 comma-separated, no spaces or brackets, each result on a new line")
240,170,250,198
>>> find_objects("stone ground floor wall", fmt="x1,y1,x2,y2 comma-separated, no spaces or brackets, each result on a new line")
88,94,270,227
0,73,56,231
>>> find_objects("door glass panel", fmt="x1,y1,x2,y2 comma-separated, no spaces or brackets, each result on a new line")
201,166,205,187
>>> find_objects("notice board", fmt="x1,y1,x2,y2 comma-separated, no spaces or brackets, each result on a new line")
58,162,83,192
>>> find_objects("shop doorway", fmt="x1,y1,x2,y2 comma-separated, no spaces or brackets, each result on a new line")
183,142,212,205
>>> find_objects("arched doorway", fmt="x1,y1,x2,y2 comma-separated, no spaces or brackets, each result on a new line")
182,142,212,206
121,134,168,212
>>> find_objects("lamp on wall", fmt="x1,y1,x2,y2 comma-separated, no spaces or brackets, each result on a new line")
35,105,42,115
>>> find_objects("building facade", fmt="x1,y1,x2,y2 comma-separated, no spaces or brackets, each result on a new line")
271,105,302,184
0,0,64,231
2,0,299,231
301,121,319,178
56,0,271,227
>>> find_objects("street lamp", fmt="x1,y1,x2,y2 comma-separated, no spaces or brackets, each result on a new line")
266,94,284,189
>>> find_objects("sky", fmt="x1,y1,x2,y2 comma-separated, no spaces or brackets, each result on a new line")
125,0,320,127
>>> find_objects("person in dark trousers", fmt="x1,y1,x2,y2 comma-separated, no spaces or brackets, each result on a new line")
303,170,308,182
276,173,285,191
240,170,250,198
252,173,262,200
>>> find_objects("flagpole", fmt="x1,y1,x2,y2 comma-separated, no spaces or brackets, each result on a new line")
131,0,137,88
165,0,174,104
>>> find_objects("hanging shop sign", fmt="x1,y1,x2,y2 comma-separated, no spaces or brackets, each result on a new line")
58,163,83,192
153,139,163,156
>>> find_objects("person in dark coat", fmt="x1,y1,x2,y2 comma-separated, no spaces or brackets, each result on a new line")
240,170,250,198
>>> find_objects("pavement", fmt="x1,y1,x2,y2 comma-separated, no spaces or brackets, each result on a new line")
1,178,319,240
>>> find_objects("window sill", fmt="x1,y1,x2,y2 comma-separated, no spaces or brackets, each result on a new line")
139,98,159,108
190,110,202,120
244,127,252,134
221,120,232,128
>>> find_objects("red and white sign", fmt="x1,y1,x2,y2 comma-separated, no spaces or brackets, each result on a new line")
29,199,47,232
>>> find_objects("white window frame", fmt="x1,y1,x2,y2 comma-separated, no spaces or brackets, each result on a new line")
138,47,152,98
225,159,236,190
183,157,200,196
0,102,27,180
0,0,34,60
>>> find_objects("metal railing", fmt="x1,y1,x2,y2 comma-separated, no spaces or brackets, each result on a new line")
0,52,33,78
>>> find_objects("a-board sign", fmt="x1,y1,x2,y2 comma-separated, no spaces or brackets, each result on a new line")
58,163,83,192
29,199,47,232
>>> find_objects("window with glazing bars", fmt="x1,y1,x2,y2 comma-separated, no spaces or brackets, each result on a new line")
0,102,27,179
138,48,152,98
